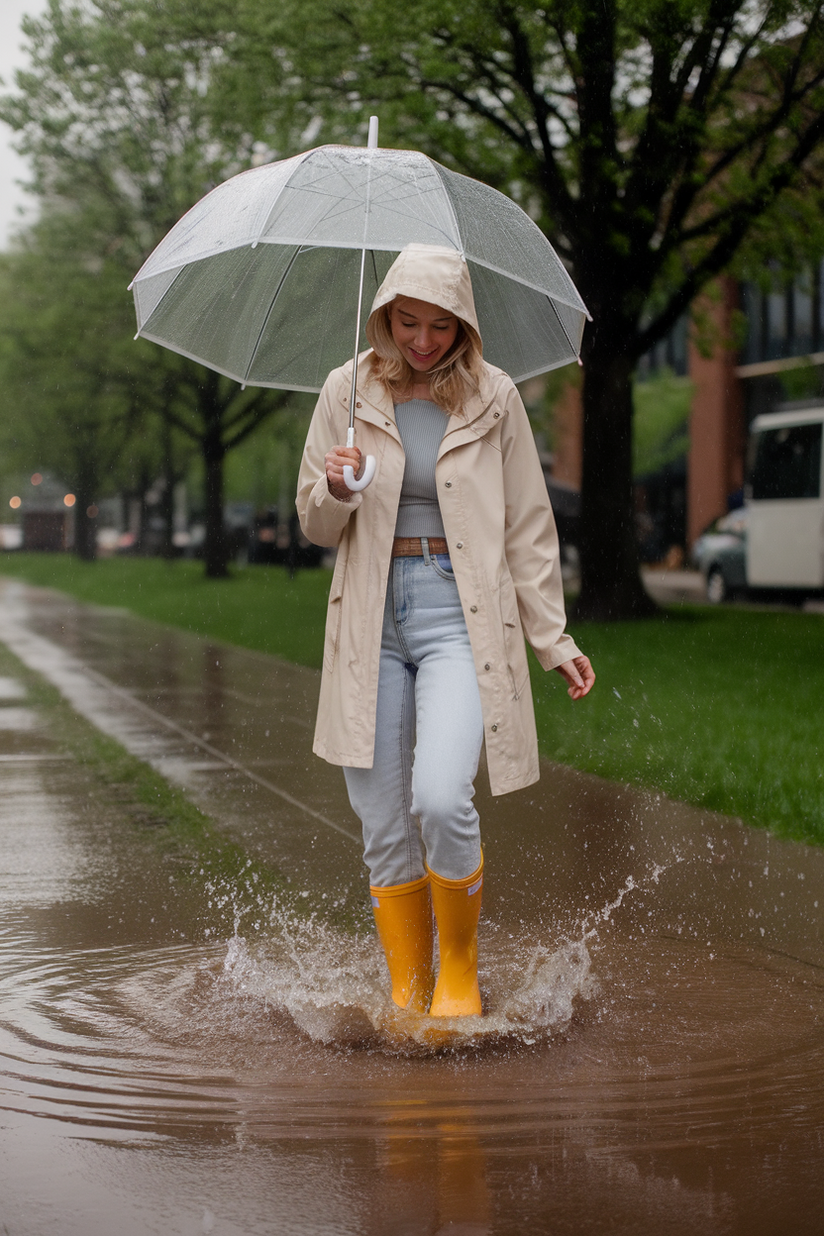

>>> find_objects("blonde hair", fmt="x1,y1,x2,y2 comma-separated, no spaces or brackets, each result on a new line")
366,302,484,417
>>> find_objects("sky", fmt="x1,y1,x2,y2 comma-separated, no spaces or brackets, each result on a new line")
0,0,46,248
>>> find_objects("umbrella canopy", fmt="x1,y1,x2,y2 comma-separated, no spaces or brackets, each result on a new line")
130,143,590,391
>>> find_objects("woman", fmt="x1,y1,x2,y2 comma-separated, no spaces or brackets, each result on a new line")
296,244,594,1019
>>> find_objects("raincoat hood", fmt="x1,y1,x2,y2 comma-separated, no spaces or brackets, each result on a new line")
367,244,481,339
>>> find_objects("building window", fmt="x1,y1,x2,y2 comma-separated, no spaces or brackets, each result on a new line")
637,315,688,379
793,271,814,355
766,288,788,360
741,260,824,364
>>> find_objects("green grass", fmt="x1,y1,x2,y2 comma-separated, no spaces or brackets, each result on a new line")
0,552,330,667
2,552,823,845
531,608,824,845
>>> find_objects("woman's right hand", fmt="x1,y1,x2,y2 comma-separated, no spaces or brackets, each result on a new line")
325,445,363,501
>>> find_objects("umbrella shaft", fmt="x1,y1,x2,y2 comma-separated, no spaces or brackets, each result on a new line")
348,244,369,434
348,117,379,436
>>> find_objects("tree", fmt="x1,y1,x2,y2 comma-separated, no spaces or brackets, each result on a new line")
0,212,144,560
0,0,289,576
220,0,824,617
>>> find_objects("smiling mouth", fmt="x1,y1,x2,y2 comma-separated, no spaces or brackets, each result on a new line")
410,347,437,359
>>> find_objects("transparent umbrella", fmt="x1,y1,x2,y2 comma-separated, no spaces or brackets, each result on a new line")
130,120,589,489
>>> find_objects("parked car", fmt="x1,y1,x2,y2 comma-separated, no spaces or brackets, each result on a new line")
692,508,747,602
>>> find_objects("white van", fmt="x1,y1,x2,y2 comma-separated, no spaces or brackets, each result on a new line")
746,403,824,591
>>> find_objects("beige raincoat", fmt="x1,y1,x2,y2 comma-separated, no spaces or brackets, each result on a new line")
296,245,582,797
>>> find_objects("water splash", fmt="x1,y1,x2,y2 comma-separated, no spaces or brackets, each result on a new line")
578,855,685,939
217,900,597,1055
212,852,697,1054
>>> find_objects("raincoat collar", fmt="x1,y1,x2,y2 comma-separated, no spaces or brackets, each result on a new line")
350,351,498,437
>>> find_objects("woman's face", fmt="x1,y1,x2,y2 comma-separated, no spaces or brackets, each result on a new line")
389,297,460,372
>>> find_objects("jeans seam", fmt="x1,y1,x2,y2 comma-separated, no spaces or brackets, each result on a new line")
399,658,416,881
393,558,414,663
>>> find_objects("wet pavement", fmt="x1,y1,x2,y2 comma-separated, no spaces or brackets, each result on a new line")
1,576,824,1234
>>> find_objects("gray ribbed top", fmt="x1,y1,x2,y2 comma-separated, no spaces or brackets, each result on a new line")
393,399,450,538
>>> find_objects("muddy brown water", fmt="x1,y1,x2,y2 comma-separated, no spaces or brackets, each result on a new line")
1,578,823,1234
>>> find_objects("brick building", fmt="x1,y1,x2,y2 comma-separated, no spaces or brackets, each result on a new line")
547,263,824,554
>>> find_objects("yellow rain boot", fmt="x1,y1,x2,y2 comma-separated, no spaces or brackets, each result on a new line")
370,874,435,1012
428,860,483,1018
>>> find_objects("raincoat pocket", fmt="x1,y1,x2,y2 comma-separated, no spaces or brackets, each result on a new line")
323,558,347,672
499,573,530,700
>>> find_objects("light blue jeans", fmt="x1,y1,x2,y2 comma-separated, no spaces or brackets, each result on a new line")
344,548,484,887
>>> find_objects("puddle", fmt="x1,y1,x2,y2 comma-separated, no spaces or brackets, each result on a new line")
0,705,38,729
1,578,824,1234
0,676,27,700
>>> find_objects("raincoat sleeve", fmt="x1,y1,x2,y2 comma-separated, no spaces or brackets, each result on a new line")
500,382,582,671
296,368,363,548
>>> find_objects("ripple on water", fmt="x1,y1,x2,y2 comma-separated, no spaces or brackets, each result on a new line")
4,878,824,1159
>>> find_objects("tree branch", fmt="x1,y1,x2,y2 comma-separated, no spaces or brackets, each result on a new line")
637,108,824,354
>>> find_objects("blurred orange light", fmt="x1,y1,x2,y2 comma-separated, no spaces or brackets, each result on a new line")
86,505,99,518
9,496,21,510
63,493,76,508
31,473,43,486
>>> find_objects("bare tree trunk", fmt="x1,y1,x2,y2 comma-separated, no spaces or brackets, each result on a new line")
158,477,175,559
158,414,178,560
72,465,97,562
573,333,656,621
203,423,228,579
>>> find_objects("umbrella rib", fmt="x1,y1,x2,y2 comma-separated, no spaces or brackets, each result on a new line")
288,160,458,247
241,246,303,386
251,148,311,244
468,256,589,316
546,293,582,363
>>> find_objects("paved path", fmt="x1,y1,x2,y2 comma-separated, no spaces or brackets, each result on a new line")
0,577,367,899
4,577,824,1234
2,573,823,954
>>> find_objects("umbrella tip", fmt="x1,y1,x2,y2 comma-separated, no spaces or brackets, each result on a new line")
577,356,583,367
251,241,258,249
368,116,379,149
241,382,247,391
127,281,134,291
133,332,140,341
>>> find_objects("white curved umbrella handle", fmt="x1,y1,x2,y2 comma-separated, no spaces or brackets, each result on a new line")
343,455,376,491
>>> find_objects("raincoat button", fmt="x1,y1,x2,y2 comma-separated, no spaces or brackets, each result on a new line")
456,541,463,548
491,723,498,732
484,662,491,670
493,412,500,418
470,605,478,613
445,481,452,488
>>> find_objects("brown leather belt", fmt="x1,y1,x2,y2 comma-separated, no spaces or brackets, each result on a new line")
392,536,449,558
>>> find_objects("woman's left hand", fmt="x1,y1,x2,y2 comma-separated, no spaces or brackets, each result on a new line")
555,655,595,700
